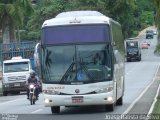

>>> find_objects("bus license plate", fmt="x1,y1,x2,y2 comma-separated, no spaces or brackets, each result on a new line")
14,83,20,86
72,96,83,103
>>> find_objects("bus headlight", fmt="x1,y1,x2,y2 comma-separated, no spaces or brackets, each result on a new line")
95,87,113,93
44,98,50,103
107,96,113,102
44,90,60,95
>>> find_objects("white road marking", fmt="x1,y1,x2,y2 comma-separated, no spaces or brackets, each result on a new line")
147,84,160,119
123,64,160,114
31,109,43,113
0,98,25,105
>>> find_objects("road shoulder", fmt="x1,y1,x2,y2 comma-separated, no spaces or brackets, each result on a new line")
126,65,160,114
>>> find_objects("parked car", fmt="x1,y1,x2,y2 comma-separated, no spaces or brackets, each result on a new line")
141,43,148,49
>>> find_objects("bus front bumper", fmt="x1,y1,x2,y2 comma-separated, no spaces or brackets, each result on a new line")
44,92,115,107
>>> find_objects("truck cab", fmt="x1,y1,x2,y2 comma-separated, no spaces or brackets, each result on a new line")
125,38,141,62
2,57,32,96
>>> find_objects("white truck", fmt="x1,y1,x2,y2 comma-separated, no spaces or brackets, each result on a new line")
2,56,32,96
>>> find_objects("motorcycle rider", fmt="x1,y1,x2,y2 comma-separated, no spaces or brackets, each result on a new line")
26,71,39,100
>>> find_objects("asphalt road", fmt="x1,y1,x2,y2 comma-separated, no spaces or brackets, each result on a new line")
0,35,160,120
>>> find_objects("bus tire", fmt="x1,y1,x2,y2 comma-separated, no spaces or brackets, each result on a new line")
105,104,114,112
116,96,123,105
51,106,60,114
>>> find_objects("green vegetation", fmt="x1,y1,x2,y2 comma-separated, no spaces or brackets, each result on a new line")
153,0,160,29
153,0,160,54
154,42,160,55
149,96,160,120
0,0,34,43
0,0,155,43
152,96,160,114
151,0,160,111
154,31,160,54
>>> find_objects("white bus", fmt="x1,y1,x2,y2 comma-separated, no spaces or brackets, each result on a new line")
37,11,125,114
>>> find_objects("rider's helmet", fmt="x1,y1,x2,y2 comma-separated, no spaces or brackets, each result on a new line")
30,70,36,78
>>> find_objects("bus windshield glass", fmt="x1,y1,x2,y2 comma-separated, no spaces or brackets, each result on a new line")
41,24,110,45
4,62,29,73
41,44,113,84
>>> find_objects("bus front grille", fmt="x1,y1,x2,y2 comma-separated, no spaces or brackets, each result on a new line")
59,91,97,95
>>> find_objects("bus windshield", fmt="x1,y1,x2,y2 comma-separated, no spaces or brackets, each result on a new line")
41,44,113,84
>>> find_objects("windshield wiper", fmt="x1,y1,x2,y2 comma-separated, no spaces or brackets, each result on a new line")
59,62,75,83
60,60,101,83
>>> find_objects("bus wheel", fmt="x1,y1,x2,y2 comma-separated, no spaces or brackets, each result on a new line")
51,106,60,114
105,104,114,112
116,96,123,105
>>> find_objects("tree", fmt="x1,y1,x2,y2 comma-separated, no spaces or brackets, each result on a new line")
24,0,155,40
153,0,160,29
26,0,70,40
0,0,34,43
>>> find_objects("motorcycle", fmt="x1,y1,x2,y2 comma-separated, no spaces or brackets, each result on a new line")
29,84,37,105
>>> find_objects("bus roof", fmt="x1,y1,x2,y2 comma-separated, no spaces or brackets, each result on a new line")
55,11,104,18
42,11,116,28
